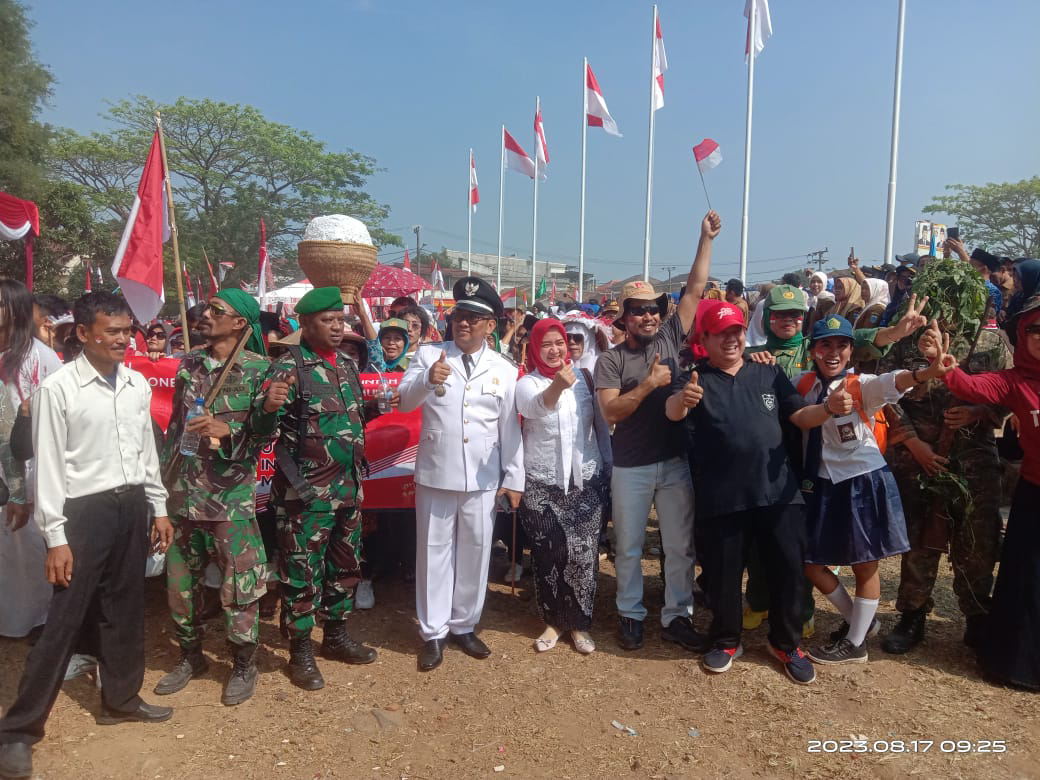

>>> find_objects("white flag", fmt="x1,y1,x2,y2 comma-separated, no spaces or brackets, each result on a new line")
744,0,773,60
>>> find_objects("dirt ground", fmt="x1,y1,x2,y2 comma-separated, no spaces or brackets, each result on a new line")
2,525,1038,780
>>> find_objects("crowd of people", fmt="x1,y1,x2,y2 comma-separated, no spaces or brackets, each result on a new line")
0,214,1038,778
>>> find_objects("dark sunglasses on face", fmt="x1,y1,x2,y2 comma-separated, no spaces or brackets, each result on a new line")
567,333,585,342
627,304,660,317
205,302,232,318
452,310,493,325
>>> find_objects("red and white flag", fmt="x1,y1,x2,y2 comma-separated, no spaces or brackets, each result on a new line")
692,139,722,172
503,128,537,180
469,151,479,212
653,11,668,110
431,258,445,291
534,104,549,177
744,0,772,60
85,258,92,292
403,249,412,271
204,251,218,299
183,269,197,308
257,218,272,302
586,63,622,137
551,278,557,302
111,131,169,323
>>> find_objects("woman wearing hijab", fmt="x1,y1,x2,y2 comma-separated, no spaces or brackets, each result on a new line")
560,311,609,374
376,318,411,372
514,319,612,654
925,297,1040,691
832,277,865,325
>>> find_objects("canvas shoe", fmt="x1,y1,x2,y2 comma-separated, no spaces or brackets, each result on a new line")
768,644,816,684
702,644,743,673
808,637,868,665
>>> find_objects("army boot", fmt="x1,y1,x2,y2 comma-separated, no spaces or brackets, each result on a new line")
154,645,208,695
287,634,325,690
222,642,258,706
321,620,377,665
880,608,927,654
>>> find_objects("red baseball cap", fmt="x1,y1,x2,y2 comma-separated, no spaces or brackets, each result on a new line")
697,299,746,335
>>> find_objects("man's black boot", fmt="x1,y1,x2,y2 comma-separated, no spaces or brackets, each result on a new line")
321,620,377,664
288,634,325,690
154,644,208,695
881,608,927,654
222,642,258,706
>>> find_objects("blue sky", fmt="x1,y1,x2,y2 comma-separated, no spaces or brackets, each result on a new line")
25,0,1040,287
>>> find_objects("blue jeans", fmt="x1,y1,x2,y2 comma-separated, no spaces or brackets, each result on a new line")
611,457,695,626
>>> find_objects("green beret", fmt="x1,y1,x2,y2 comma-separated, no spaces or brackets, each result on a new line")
296,286,344,314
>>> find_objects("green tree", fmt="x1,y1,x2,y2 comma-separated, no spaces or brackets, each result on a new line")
51,96,399,303
0,0,52,196
924,177,1040,258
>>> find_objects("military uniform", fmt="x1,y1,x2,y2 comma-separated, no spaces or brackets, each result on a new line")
267,341,372,639
162,348,275,651
879,327,1011,623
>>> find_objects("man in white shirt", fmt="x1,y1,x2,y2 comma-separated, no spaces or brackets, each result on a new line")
398,276,524,671
0,292,174,780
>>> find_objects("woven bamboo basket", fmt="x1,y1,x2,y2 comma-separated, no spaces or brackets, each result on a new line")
297,240,378,304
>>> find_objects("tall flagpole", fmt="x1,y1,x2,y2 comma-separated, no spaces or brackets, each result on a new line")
497,126,505,291
467,148,473,275
155,111,190,349
531,96,540,301
882,0,907,269
641,5,658,283
738,1,756,285
579,57,589,303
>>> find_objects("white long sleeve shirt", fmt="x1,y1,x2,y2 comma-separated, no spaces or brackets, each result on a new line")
32,354,168,548
515,369,612,492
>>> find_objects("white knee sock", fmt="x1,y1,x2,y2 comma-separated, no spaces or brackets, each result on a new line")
823,583,854,621
847,597,880,646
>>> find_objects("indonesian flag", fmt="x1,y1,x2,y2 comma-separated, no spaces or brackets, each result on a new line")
653,11,668,110
257,218,272,301
503,128,537,180
85,258,92,292
551,278,557,302
534,103,549,177
469,150,479,213
586,63,622,137
204,252,218,299
431,258,445,291
692,139,722,172
111,131,169,323
744,0,772,60
183,269,197,308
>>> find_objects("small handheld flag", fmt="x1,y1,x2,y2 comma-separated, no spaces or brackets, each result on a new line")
692,139,722,209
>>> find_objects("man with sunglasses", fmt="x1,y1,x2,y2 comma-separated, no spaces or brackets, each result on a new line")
156,290,287,707
399,276,524,672
593,211,721,653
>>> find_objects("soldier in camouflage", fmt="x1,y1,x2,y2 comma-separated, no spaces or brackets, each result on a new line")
878,309,1011,654
155,290,289,706
266,286,380,691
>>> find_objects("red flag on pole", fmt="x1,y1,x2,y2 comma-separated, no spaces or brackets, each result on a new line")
503,129,537,179
534,106,549,177
470,151,480,212
85,259,92,292
111,131,169,323
653,12,668,110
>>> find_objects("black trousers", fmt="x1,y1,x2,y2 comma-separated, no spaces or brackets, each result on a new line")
0,486,149,745
700,503,807,654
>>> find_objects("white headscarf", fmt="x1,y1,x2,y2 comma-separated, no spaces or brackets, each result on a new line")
863,278,891,308
808,271,829,308
560,312,606,373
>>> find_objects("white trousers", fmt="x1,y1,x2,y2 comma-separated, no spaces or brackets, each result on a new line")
415,485,496,641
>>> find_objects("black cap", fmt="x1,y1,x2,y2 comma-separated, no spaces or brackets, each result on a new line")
452,276,504,319
970,248,1001,272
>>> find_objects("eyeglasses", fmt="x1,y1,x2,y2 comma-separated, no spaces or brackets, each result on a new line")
627,304,660,317
205,302,232,318
567,333,585,342
452,310,493,325
146,331,167,339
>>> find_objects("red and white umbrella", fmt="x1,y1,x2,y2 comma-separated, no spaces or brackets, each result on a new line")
362,264,431,298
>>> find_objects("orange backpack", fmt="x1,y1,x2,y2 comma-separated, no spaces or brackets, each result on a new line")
795,372,888,454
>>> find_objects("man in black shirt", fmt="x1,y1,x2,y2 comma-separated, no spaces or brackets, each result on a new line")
594,210,721,652
666,299,850,684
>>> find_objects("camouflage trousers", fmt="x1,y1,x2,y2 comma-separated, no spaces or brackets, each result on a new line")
277,501,363,639
888,446,1003,617
166,515,269,648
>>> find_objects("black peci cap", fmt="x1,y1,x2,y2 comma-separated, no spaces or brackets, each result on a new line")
452,276,504,319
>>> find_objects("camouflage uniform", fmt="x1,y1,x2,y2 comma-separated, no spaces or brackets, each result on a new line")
266,342,372,639
162,348,276,649
878,328,1011,617
743,327,887,620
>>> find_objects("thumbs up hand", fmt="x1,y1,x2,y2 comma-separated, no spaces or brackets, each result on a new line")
826,378,854,416
429,349,451,386
681,371,703,408
646,353,672,389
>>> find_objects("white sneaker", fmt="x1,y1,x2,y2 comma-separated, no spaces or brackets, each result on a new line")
504,563,523,582
355,579,375,610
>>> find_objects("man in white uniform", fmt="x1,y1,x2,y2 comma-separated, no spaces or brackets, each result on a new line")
398,276,524,671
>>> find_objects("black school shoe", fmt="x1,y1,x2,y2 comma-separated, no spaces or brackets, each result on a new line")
661,617,711,653
617,617,644,651
808,637,868,665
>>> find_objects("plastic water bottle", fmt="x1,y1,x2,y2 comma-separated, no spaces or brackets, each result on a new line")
179,397,206,456
377,377,393,414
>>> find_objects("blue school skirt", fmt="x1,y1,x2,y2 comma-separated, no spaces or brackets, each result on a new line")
805,466,909,565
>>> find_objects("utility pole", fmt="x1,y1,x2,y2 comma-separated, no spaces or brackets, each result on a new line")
808,247,828,272
662,265,677,293
413,225,421,285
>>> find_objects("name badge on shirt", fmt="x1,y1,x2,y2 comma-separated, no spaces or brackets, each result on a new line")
836,421,856,443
